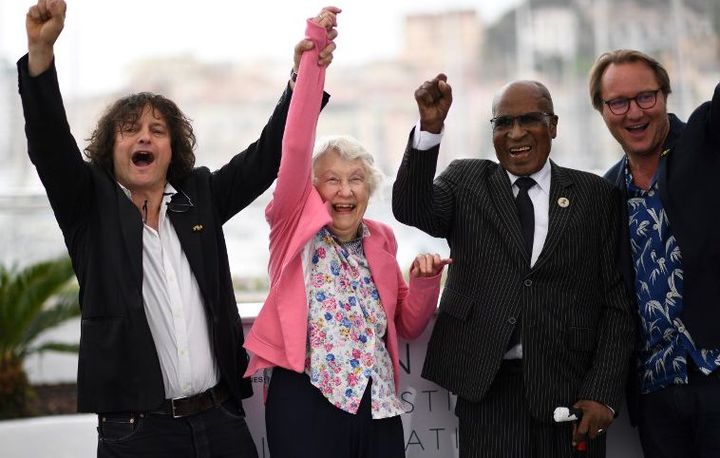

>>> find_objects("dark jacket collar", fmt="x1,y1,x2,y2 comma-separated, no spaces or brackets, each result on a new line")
604,113,686,189
662,113,686,155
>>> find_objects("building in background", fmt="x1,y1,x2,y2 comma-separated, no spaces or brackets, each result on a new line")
1,0,719,279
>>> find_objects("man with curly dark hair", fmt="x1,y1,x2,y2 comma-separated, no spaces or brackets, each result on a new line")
18,1,338,456
84,92,198,187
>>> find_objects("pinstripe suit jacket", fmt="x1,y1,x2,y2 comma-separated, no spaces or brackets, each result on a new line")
392,135,635,422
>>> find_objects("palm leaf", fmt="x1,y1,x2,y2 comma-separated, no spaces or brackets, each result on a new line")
0,256,79,418
25,342,80,355
0,257,78,359
20,299,80,358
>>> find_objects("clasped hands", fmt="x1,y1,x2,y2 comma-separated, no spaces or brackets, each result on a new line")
290,6,341,89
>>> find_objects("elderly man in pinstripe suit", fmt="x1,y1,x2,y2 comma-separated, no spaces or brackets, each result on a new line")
392,75,635,458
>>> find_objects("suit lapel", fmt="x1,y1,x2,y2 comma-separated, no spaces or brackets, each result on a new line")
656,150,670,209
167,191,210,304
117,188,144,290
363,229,399,315
534,162,574,270
489,165,528,263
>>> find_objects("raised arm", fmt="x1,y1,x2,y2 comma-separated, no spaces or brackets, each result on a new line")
211,8,339,223
392,74,457,238
710,82,720,148
20,0,94,236
267,9,337,221
26,0,65,76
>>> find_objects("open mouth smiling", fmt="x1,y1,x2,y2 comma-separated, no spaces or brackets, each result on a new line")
332,203,356,212
131,151,155,166
509,146,531,157
625,123,649,134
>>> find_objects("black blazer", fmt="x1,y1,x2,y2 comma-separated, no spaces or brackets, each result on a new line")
392,134,635,421
605,83,720,351
18,55,291,414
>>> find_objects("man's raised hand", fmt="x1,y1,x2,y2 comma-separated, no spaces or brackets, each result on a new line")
415,73,453,134
26,0,66,76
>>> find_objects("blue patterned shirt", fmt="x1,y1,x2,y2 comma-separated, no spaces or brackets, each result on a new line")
625,158,720,394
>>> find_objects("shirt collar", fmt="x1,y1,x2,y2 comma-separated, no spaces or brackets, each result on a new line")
326,222,370,244
118,182,177,201
506,159,551,195
621,149,669,193
118,182,177,225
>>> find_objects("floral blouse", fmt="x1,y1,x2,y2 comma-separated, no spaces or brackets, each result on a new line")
303,226,405,419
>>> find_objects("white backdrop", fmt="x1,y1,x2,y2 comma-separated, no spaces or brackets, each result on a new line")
241,319,644,458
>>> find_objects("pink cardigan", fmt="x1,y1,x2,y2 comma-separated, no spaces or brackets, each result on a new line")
243,20,441,393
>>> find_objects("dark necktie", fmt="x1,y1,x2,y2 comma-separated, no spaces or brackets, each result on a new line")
507,176,536,352
514,176,536,261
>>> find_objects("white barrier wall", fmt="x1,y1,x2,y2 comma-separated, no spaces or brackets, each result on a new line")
241,320,644,458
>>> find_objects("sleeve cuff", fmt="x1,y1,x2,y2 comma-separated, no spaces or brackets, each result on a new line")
412,120,444,150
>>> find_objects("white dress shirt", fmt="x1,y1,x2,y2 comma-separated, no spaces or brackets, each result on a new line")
121,183,218,399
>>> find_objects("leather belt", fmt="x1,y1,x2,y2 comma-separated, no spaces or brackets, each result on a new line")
152,382,230,418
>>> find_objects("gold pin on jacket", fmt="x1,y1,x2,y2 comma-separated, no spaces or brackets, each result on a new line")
557,197,570,208
192,224,203,232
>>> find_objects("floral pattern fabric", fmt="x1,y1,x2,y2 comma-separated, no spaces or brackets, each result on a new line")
625,159,720,394
304,226,405,419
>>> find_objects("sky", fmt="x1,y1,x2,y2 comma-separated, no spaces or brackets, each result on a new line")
0,0,521,95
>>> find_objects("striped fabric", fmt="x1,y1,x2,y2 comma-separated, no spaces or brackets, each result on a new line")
456,361,606,458
392,135,635,455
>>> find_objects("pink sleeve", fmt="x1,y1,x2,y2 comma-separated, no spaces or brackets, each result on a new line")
395,272,441,340
388,227,441,340
266,20,328,221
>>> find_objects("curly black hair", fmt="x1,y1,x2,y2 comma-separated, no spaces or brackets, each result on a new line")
84,92,196,183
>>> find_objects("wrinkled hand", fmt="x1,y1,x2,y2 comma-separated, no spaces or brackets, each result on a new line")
312,6,341,30
414,73,453,134
26,0,66,76
572,399,613,445
291,6,340,87
410,253,452,278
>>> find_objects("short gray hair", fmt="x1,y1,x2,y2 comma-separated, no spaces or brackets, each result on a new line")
312,135,384,196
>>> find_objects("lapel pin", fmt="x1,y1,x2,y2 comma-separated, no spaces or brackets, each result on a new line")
192,224,203,232
557,197,570,208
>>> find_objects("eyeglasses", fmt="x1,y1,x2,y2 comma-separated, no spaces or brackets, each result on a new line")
166,190,194,213
603,90,660,115
490,112,555,132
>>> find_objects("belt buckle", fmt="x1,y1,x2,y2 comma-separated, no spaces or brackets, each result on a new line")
171,395,190,419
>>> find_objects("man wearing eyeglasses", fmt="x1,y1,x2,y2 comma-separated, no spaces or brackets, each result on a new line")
393,75,634,457
18,1,339,457
590,49,720,457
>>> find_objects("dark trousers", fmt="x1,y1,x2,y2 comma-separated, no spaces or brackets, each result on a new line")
265,367,405,458
638,366,720,458
96,399,257,458
455,359,605,458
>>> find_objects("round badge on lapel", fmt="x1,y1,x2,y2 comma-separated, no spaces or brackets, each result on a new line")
557,197,570,208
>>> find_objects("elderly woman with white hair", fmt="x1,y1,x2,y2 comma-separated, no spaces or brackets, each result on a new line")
243,8,450,458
